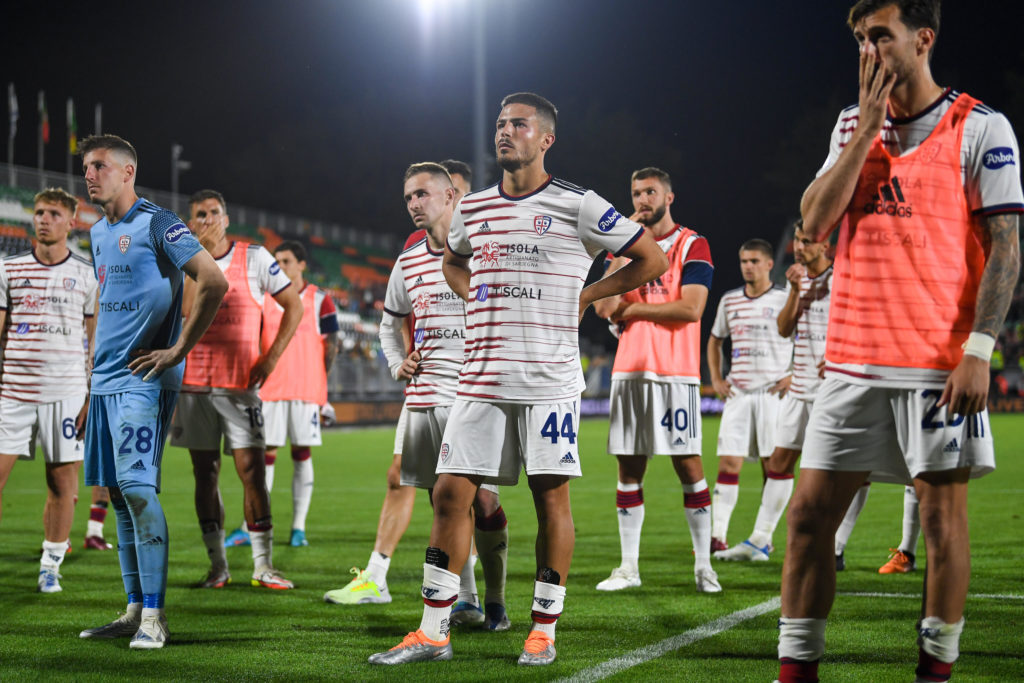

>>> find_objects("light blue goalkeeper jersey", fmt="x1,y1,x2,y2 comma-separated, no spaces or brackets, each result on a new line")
89,197,203,395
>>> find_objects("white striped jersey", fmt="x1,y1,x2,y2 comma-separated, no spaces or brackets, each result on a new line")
214,242,291,301
788,267,832,401
447,176,645,403
817,88,1024,216
710,285,792,391
0,250,97,402
383,237,465,408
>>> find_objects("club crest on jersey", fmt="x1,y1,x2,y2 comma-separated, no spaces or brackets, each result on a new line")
63,278,76,290
534,215,553,236
480,241,500,268
118,235,131,254
440,443,450,463
413,291,431,317
475,283,489,302
414,328,425,344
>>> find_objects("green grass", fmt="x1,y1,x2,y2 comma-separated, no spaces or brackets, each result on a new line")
1,415,1022,681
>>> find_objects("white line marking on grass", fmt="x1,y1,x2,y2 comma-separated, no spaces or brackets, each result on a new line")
555,597,780,683
840,591,1024,601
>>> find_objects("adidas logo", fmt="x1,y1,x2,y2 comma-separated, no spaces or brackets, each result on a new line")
673,436,684,445
943,438,960,453
129,460,145,471
414,275,424,286
693,508,709,515
559,452,575,464
494,541,507,551
20,278,31,287
864,176,913,218
534,597,555,610
617,508,631,516
478,221,490,233
422,587,439,599
142,536,165,546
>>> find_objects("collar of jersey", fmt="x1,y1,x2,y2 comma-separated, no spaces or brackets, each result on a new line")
107,198,146,228
498,174,552,201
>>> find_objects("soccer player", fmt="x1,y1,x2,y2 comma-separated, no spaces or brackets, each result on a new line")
0,187,97,592
169,189,302,590
776,1,1021,680
591,167,719,593
77,134,228,648
257,240,340,548
369,92,668,666
706,240,792,552
324,159,486,610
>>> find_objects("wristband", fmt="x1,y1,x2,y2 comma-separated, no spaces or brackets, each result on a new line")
962,332,995,361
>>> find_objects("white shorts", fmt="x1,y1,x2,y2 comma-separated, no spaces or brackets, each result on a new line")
263,400,322,448
774,394,813,451
801,378,995,484
608,379,702,456
393,402,409,455
0,394,87,463
400,405,450,489
437,399,582,486
170,391,265,453
716,386,782,459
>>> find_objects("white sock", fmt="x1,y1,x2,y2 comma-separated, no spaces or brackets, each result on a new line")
750,474,794,548
530,580,566,640
86,519,104,538
141,606,165,622
900,486,921,554
367,550,391,586
265,461,276,492
291,457,314,532
615,482,644,573
125,601,142,620
778,616,827,661
419,563,460,641
712,478,739,543
475,520,508,607
202,528,228,571
457,554,479,605
918,616,964,663
41,539,68,570
835,484,870,554
682,479,712,570
250,529,273,571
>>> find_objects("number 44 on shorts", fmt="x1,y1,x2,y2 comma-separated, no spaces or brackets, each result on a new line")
540,412,577,444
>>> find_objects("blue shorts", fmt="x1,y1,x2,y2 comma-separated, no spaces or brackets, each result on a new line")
84,390,177,492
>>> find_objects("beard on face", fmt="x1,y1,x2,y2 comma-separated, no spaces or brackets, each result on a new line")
496,147,536,173
638,204,666,227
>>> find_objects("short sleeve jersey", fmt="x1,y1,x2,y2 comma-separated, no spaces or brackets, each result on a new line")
384,236,465,408
447,176,645,403
90,198,203,394
710,285,793,391
0,250,98,402
214,242,292,300
788,267,832,401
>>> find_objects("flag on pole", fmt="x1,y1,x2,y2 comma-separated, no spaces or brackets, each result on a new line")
67,97,77,155
7,83,16,139
39,91,49,144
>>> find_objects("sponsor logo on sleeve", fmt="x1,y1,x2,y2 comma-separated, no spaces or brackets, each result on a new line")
269,261,281,275
534,215,553,236
597,206,623,232
983,147,1015,170
118,234,132,253
164,224,190,244
475,283,489,302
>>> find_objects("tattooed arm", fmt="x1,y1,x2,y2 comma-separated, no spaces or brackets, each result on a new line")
939,213,1021,415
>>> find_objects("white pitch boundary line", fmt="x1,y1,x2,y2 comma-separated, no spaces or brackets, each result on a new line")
556,590,1023,682
554,597,780,683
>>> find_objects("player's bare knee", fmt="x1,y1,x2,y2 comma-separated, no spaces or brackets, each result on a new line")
472,488,499,516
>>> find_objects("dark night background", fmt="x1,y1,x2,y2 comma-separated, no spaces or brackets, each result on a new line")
5,0,1024,344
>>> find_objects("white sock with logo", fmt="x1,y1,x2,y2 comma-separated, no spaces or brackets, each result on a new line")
419,563,460,641
530,580,566,640
367,550,391,587
41,539,68,570
615,482,644,574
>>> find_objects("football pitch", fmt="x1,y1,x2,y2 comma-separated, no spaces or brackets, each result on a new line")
1,415,1022,681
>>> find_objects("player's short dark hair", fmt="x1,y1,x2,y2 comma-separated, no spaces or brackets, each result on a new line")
274,240,307,263
189,189,227,213
631,167,672,192
500,92,558,134
439,159,472,186
78,134,137,166
740,238,774,258
34,187,78,216
404,162,453,186
848,0,940,50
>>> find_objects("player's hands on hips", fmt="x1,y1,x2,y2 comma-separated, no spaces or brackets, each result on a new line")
858,40,897,139
769,374,792,399
712,378,734,399
938,355,989,416
75,398,89,440
248,354,278,389
397,350,422,381
785,264,806,287
128,346,185,382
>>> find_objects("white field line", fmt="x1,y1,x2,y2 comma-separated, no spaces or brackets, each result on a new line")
557,590,1023,682
554,597,780,683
